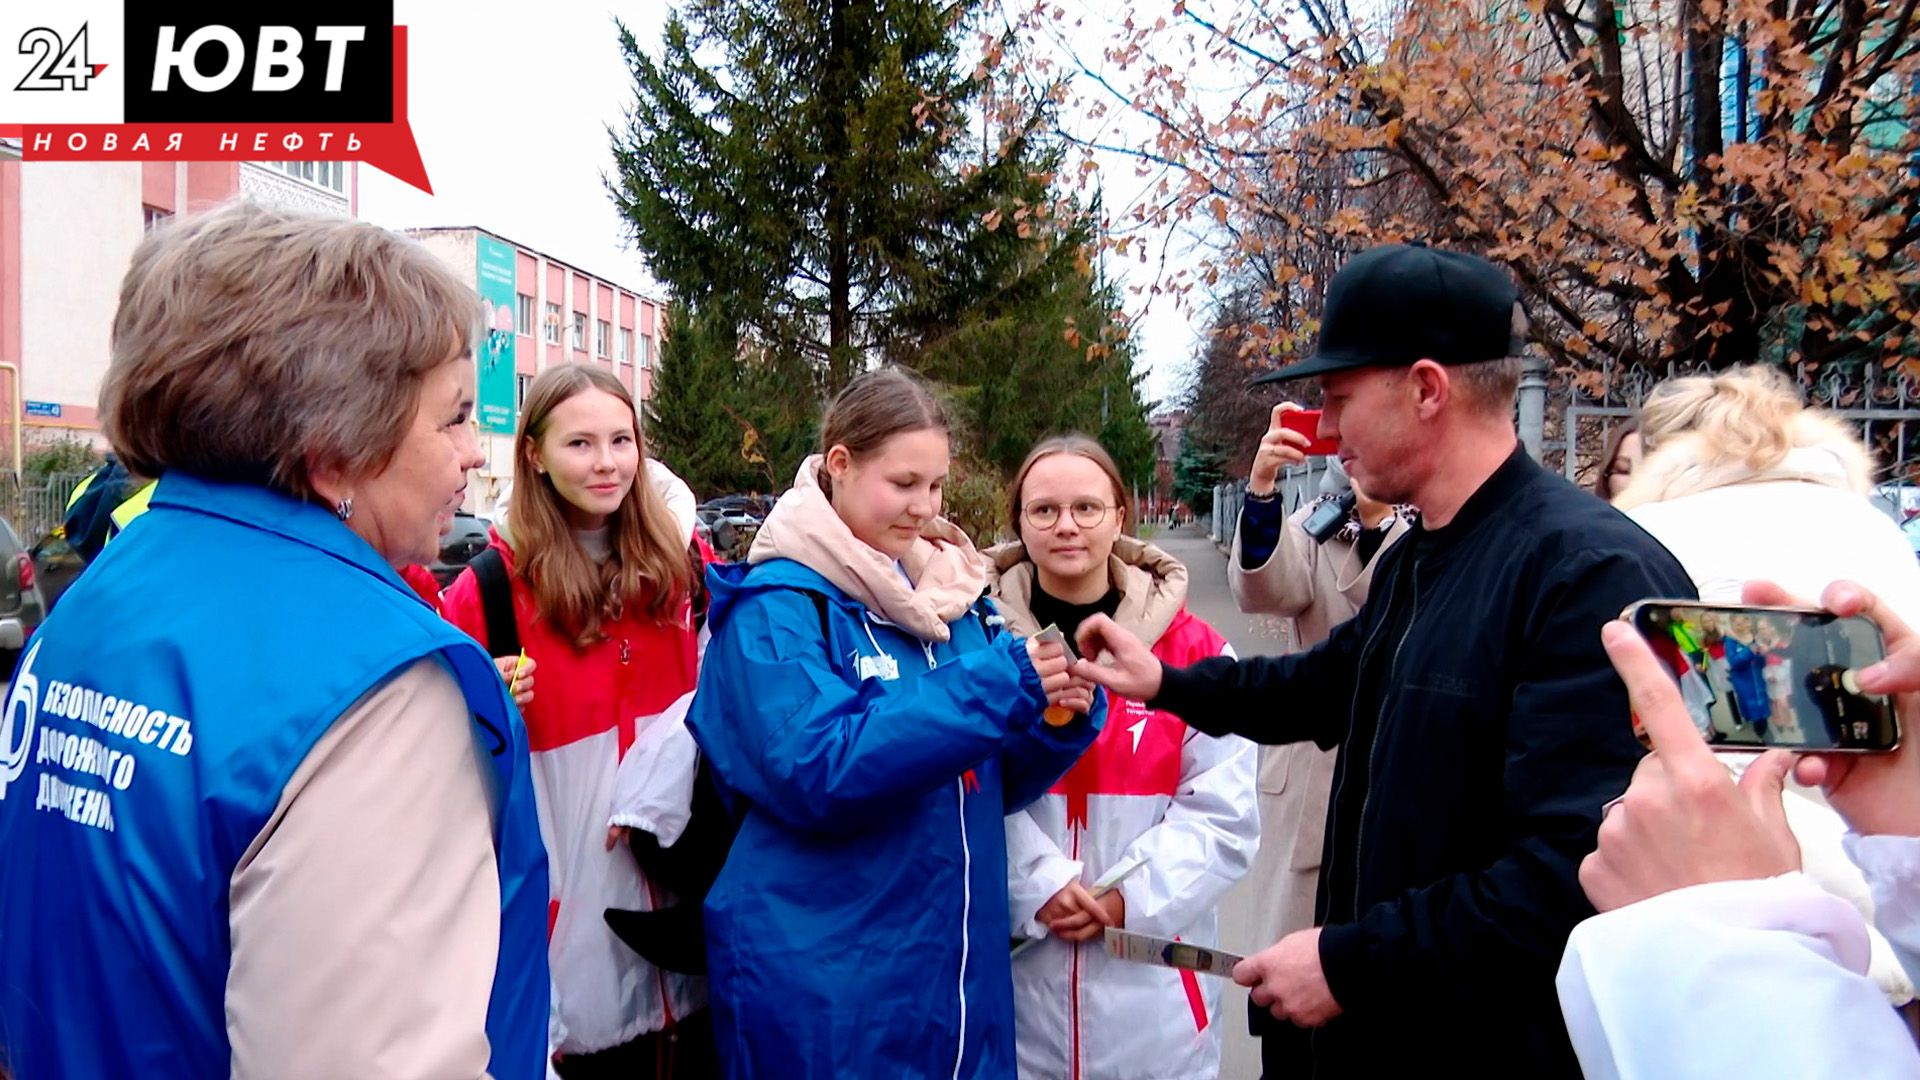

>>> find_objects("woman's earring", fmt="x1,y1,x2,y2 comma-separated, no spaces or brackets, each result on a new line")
334,496,354,521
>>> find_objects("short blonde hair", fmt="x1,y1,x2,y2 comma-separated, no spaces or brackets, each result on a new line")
100,201,481,501
1449,355,1524,413
1640,365,1817,471
1616,363,1875,507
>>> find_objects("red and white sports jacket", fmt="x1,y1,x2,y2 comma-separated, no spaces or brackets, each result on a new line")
986,537,1259,1080
441,462,709,1057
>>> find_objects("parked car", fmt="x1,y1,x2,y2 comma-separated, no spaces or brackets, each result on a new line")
699,496,767,525
28,531,85,613
431,511,492,587
0,518,51,674
702,501,763,537
696,507,740,555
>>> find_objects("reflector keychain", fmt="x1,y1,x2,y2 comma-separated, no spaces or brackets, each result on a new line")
1034,624,1079,727
508,649,529,696
1103,928,1244,977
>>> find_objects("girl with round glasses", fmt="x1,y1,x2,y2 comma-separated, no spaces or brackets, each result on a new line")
985,434,1259,1080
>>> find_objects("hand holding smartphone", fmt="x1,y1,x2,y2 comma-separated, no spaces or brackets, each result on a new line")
1624,600,1900,753
1278,408,1340,457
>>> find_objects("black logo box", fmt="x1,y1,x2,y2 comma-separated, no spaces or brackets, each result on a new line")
122,2,393,123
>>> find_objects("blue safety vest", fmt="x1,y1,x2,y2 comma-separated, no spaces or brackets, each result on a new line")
0,472,549,1078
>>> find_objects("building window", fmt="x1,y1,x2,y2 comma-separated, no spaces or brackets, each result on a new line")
544,302,562,345
515,294,534,337
142,205,172,232
268,161,346,193
617,327,632,364
595,320,611,357
571,313,587,351
637,335,652,370
517,374,532,412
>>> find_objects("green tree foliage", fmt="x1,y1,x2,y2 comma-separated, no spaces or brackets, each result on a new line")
912,259,1156,485
1171,428,1226,518
23,436,101,485
646,303,819,497
644,303,745,495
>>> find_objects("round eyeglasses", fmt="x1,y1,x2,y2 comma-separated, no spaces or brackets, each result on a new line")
1023,499,1118,531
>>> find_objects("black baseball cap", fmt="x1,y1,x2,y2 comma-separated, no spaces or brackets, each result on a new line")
1250,243,1521,385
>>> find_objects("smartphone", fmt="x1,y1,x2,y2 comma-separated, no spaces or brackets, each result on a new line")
1624,600,1900,753
1279,409,1340,456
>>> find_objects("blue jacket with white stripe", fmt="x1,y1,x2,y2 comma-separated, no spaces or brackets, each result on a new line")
688,557,1102,1079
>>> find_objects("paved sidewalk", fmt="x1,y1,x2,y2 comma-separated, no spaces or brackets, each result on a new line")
1143,524,1282,1079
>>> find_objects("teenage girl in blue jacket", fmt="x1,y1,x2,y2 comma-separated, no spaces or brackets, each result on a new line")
687,369,1103,1079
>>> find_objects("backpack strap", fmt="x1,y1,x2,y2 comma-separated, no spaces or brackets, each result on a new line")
468,547,521,659
794,588,832,642
687,542,711,637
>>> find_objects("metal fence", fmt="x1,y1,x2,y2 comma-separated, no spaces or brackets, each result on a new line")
1210,458,1332,546
1200,357,1920,547
0,471,87,542
1525,357,1920,493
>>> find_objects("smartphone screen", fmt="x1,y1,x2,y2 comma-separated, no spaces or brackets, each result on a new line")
1628,601,1900,753
1279,409,1340,456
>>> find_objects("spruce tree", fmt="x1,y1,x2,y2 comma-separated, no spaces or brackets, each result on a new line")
611,0,1052,394
644,303,751,496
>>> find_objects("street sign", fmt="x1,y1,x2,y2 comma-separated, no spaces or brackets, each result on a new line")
23,401,61,418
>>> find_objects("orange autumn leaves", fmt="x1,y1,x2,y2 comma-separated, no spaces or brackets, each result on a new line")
991,0,1919,380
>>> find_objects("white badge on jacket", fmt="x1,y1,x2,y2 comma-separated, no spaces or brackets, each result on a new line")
856,651,900,682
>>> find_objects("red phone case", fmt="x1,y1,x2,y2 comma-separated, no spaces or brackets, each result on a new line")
1280,410,1340,456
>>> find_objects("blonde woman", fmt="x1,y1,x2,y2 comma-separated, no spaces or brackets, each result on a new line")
1617,363,1920,1007
1617,365,1920,618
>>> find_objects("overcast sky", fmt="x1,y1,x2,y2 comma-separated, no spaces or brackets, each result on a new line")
360,0,1202,407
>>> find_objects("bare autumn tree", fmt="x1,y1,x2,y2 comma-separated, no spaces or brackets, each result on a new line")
1183,291,1291,476
1003,0,1920,384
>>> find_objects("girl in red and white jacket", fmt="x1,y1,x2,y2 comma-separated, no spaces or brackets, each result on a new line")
442,364,711,1079
986,435,1259,1080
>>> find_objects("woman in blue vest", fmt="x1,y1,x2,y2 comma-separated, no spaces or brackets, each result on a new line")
0,202,550,1080
687,368,1104,1079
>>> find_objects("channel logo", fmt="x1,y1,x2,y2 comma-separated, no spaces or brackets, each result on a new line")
0,2,432,192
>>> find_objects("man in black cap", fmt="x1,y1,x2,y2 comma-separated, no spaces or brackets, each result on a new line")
1071,243,1694,1076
